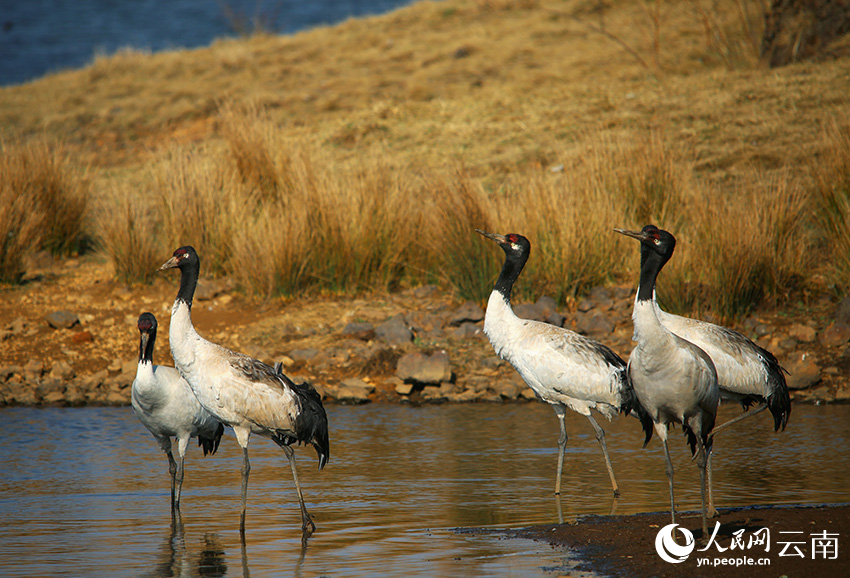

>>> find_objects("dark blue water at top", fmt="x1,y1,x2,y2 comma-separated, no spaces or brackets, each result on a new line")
0,0,416,86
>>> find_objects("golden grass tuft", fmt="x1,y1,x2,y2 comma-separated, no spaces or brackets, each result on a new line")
0,171,44,283
422,168,501,302
154,146,243,276
97,188,164,285
810,119,850,292
0,140,88,281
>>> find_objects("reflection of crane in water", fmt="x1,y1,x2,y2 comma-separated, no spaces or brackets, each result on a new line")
131,312,224,511
477,230,652,498
160,246,330,536
616,225,718,537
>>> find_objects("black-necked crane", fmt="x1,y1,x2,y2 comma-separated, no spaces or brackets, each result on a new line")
131,312,224,511
615,225,719,537
159,246,330,536
654,283,791,518
477,230,652,498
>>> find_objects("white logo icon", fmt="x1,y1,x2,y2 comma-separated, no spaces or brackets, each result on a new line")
655,523,696,564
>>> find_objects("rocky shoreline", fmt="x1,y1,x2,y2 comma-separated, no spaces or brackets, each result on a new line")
1,259,850,409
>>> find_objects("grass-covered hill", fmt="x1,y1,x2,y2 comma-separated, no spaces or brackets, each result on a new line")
2,0,849,320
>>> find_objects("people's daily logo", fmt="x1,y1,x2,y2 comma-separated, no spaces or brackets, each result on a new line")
654,523,695,564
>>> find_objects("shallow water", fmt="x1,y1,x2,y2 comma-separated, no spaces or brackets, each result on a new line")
0,402,848,577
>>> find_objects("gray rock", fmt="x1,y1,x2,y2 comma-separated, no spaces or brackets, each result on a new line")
452,322,483,339
83,369,109,388
491,379,523,399
0,366,21,381
36,377,64,398
575,310,615,336
787,323,816,343
449,301,485,326
342,322,375,341
289,349,320,362
406,311,445,334
393,379,415,395
819,323,850,348
7,317,26,335
589,286,614,311
375,314,413,346
784,353,821,390
334,377,374,403
24,359,43,377
195,278,228,301
514,302,546,322
396,350,452,384
535,295,558,316
45,310,79,329
49,360,75,381
420,382,454,401
534,295,566,326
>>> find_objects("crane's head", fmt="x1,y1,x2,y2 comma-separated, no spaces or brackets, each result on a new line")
614,224,676,262
159,246,199,271
137,312,158,362
137,312,157,334
475,229,530,257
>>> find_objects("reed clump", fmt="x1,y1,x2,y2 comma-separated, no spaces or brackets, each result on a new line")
809,120,850,293
0,140,88,282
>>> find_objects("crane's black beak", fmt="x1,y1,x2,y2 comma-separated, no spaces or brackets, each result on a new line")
613,228,650,242
139,330,150,351
475,229,507,244
159,256,180,271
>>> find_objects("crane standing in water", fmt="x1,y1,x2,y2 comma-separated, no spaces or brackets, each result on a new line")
615,225,719,537
130,312,224,511
160,246,329,536
477,229,652,497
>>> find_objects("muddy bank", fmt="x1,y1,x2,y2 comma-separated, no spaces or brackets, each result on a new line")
482,503,850,577
1,258,850,407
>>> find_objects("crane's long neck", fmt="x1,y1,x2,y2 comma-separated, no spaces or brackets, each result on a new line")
636,244,666,304
493,249,527,306
176,260,200,309
484,248,528,357
632,244,672,346
169,261,203,376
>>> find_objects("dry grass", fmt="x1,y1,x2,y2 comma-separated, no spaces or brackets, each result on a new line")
0,0,848,318
0,173,44,283
0,140,88,281
97,189,164,285
810,119,850,292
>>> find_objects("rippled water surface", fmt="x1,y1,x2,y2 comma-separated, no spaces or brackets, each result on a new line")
1,402,848,577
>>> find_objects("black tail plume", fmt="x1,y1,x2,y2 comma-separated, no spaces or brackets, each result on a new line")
617,368,654,447
198,422,225,456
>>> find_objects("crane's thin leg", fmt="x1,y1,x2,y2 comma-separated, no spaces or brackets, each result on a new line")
662,437,675,526
586,414,620,497
710,402,767,438
706,450,719,519
240,447,251,535
240,526,251,578
282,445,316,536
554,406,567,495
695,441,710,538
174,454,186,509
166,449,178,511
